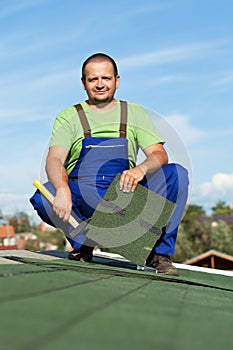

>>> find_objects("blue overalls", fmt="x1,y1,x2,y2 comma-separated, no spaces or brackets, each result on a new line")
30,101,189,256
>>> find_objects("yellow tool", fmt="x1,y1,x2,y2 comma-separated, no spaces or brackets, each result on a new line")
33,179,80,229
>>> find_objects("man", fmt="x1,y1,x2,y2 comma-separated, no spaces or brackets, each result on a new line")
30,53,189,276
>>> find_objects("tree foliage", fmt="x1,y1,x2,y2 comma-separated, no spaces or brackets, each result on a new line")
174,203,233,262
8,212,31,233
211,200,231,215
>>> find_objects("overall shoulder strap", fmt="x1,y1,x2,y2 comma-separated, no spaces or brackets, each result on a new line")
74,101,127,138
74,104,91,138
119,100,128,138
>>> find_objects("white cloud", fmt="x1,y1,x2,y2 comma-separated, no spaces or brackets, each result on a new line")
197,173,233,200
212,73,233,87
121,3,170,17
0,107,49,123
0,30,85,60
0,152,48,220
118,41,224,69
149,75,191,85
0,68,81,122
0,0,52,19
145,110,193,186
189,173,233,214
164,113,205,146
0,68,78,93
0,192,33,217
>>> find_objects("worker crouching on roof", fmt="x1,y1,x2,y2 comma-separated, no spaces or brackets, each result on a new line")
30,53,189,276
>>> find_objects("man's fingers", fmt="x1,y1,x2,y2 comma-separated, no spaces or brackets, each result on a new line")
122,174,132,192
119,171,129,190
131,180,138,192
120,171,138,193
63,210,71,222
53,189,72,222
54,206,64,219
119,173,125,190
53,204,71,222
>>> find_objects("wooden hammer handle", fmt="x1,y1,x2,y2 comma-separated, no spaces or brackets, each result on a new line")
33,179,79,228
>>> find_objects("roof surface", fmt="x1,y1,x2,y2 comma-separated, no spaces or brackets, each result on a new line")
0,250,232,350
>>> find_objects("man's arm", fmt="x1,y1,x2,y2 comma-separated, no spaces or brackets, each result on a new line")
45,145,72,221
119,143,168,193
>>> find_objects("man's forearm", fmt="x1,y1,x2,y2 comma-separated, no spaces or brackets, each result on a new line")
46,157,69,191
138,151,168,176
45,156,72,221
119,146,168,193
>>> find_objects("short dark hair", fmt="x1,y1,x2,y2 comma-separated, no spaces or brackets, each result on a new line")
82,53,118,80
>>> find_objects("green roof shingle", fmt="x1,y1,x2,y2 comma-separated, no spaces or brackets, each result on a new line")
0,254,232,350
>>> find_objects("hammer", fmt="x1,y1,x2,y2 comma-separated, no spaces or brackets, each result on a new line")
33,179,88,240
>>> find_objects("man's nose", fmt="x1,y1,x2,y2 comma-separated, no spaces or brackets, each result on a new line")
96,79,104,89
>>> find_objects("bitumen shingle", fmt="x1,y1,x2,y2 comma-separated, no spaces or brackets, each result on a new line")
0,250,232,350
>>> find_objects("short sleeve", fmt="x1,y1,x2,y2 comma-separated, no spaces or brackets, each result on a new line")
128,103,165,150
50,107,77,150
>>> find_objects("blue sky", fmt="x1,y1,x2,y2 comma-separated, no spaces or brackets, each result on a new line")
0,0,233,221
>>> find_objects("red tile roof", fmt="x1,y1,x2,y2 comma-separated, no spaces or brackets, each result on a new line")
0,225,16,238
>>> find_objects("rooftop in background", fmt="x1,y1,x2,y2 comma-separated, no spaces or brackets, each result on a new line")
0,225,15,238
185,249,233,271
211,213,233,226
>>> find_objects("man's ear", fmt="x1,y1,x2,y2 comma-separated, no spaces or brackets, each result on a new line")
116,75,120,89
81,77,86,90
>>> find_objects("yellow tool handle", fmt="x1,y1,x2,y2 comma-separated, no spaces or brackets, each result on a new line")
33,179,79,228
33,179,55,204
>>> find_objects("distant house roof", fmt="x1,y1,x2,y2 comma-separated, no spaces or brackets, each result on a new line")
211,214,233,225
0,225,16,238
198,214,233,226
185,249,233,271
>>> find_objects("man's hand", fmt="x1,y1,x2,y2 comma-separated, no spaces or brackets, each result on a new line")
53,186,72,222
119,143,168,193
119,166,145,193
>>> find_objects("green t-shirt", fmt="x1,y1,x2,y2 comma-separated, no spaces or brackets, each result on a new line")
50,100,165,174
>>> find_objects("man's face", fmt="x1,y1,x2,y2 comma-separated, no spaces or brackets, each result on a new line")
82,60,120,105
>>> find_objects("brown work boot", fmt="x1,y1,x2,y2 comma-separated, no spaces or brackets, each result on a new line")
146,254,179,276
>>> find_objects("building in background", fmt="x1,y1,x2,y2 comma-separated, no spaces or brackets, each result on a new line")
185,249,233,271
0,225,17,250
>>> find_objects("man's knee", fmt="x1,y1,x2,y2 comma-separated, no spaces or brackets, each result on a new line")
160,163,189,203
29,182,55,226
163,163,189,186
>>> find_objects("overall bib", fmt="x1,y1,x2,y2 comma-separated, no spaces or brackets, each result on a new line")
30,101,189,256
30,101,129,249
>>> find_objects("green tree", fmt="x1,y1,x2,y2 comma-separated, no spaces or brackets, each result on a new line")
211,201,231,215
174,223,194,262
210,220,233,255
0,210,4,225
175,213,233,262
34,229,66,251
182,204,206,226
8,212,31,233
